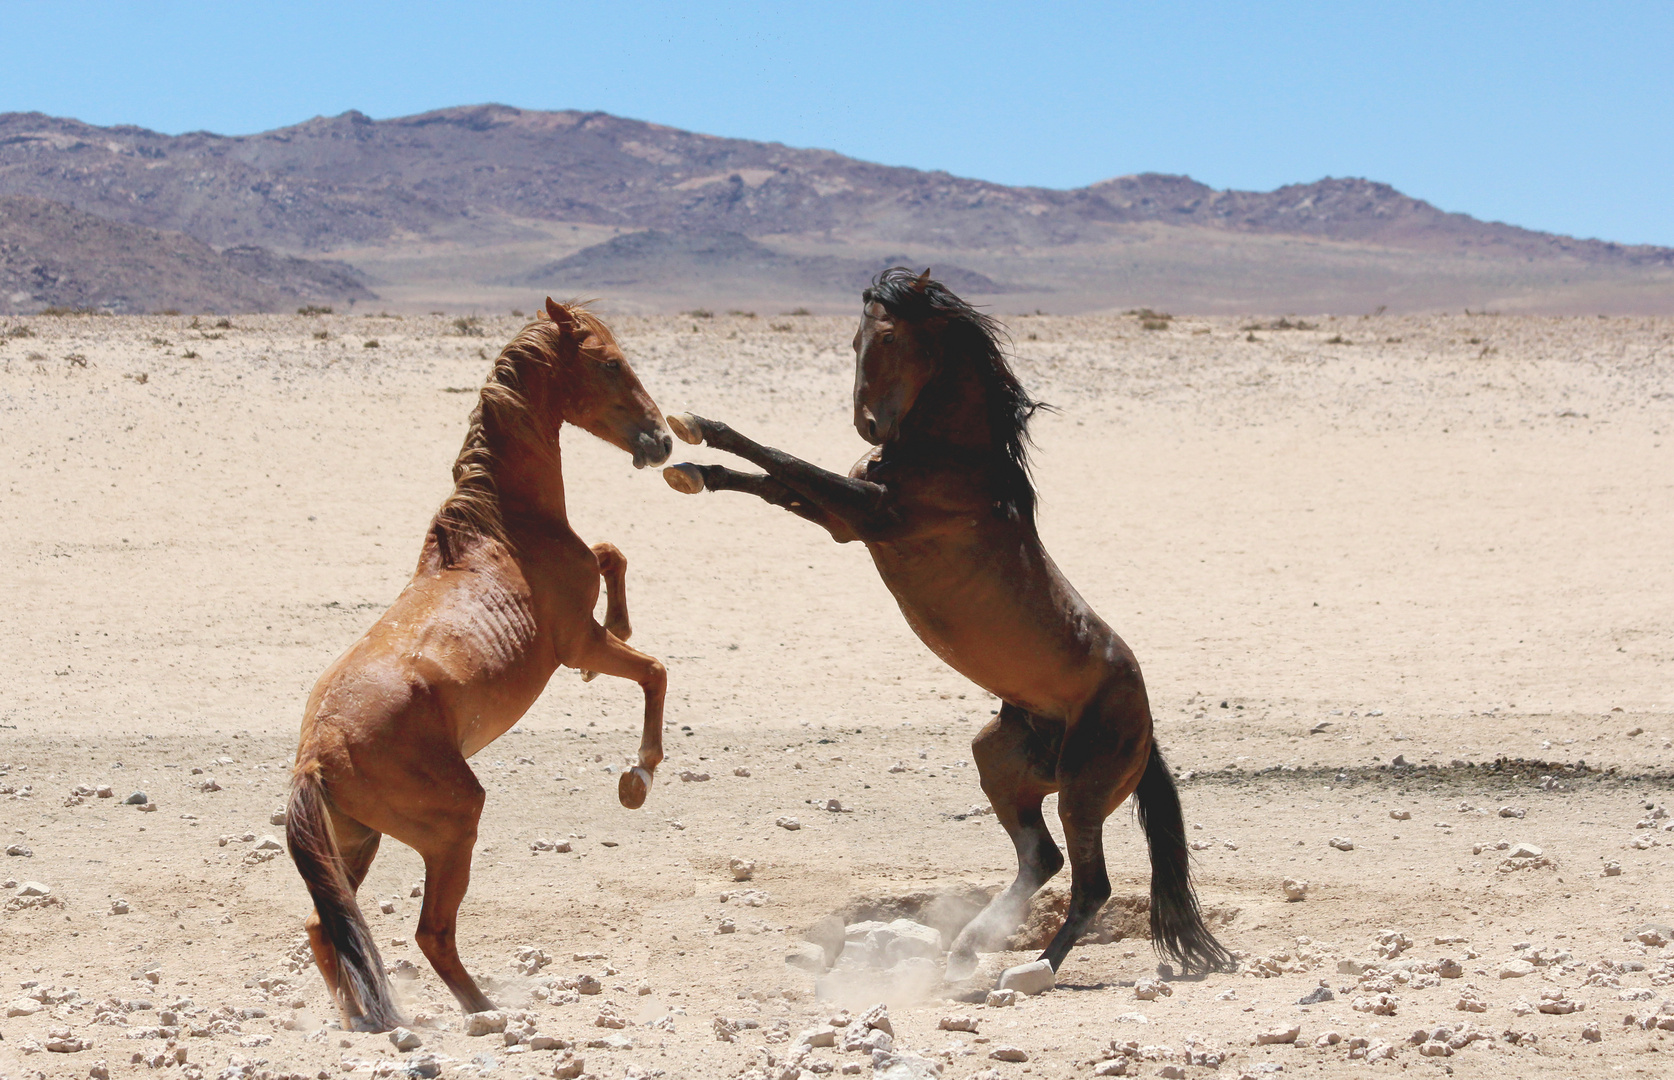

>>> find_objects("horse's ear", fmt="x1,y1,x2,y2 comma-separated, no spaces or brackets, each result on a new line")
544,296,576,334
913,268,932,291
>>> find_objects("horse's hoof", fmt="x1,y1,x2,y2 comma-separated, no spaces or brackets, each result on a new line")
618,766,653,809
580,669,599,682
667,412,704,445
663,463,705,494
944,949,980,982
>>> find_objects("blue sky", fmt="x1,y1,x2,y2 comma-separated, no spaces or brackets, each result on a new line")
3,1,1670,246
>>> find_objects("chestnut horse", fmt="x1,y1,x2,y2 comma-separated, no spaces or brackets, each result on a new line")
663,269,1231,979
288,299,673,1031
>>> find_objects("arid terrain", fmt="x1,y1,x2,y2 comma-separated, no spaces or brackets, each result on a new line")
1,308,1672,1080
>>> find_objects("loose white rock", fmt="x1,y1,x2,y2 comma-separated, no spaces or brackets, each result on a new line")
1389,809,1412,820
1499,959,1536,979
1499,806,1525,819
1329,837,1355,851
996,959,1055,996
775,817,801,831
988,1045,1028,1062
728,857,755,881
389,1027,422,1050
1254,1025,1301,1045
1283,878,1308,901
1133,979,1172,1000
464,1010,506,1036
938,1015,978,1032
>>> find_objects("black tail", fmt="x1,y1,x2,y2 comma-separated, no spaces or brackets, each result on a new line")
287,768,402,1031
1135,744,1235,973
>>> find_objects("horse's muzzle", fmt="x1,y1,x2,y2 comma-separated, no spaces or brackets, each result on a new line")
632,430,674,470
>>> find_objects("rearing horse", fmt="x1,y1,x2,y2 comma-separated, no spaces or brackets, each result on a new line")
663,268,1230,979
288,299,673,1031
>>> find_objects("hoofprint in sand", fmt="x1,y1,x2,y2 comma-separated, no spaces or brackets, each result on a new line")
1,310,1670,1078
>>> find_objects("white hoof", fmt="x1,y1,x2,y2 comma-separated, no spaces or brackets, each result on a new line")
663,463,705,494
667,412,703,445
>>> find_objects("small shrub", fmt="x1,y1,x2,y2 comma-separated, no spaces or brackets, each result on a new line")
1325,334,1350,345
686,309,714,319
363,340,380,349
297,305,333,316
214,317,232,329
1246,332,1260,343
1140,318,1170,331
4,325,34,338
158,308,182,316
769,322,793,332
727,310,757,318
65,353,88,368
182,348,199,359
452,316,485,337
510,309,525,318
40,306,103,316
784,307,812,316
313,330,329,340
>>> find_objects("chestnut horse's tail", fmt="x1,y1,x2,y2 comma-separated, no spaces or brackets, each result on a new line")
286,767,402,1030
1135,744,1235,973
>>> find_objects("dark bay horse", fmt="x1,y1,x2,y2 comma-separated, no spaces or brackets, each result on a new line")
662,269,1231,979
289,299,673,1031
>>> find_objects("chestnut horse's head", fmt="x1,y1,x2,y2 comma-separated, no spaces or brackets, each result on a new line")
851,268,941,445
536,297,672,469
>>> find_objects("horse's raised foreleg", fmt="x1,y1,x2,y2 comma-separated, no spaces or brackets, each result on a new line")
581,542,631,682
664,462,857,542
665,413,893,538
571,623,667,809
946,704,1064,981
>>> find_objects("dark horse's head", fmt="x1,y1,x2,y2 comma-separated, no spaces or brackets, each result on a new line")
853,266,1046,522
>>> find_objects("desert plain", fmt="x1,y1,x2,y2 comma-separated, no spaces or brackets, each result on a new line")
0,307,1671,1080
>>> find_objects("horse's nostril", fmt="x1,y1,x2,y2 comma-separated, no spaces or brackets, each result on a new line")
867,418,878,441
661,434,672,453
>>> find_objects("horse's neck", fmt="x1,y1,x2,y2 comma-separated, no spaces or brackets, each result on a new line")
904,354,994,453
491,430,569,530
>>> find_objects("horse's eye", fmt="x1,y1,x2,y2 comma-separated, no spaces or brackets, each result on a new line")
881,333,894,343
603,359,621,371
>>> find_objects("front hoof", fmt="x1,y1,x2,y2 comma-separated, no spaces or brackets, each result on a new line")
663,463,706,494
667,412,704,445
618,766,653,809
580,669,599,682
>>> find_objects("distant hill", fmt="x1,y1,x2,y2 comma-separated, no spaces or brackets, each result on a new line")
0,105,1669,313
0,195,373,314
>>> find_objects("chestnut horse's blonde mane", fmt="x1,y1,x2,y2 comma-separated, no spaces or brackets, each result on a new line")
431,302,616,565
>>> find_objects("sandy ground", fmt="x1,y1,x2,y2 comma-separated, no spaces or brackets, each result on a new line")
1,309,1672,1080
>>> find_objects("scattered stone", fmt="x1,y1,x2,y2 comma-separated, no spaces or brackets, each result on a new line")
17,880,51,897
389,1027,422,1050
733,767,751,777
1314,1031,1342,1047
1329,837,1354,851
1352,993,1398,1015
1499,806,1525,819
984,989,1018,1008
1500,960,1535,979
1507,842,1542,859
1602,862,1623,877
575,974,602,995
109,898,130,915
1254,1025,1300,1045
123,792,148,805
678,770,711,783
786,941,827,972
1634,925,1671,948
7,998,44,1016
1091,1062,1129,1077
1282,878,1308,902
938,1015,978,1032
5,844,31,857
988,1046,1028,1062
1583,1022,1601,1042
997,960,1055,996
464,1011,507,1036
1437,957,1464,979
379,899,396,914
1297,985,1334,1005
44,1027,91,1053
729,857,756,881
717,919,736,934
197,777,222,792
1536,988,1584,1014
776,817,801,831
798,1026,838,1047
1456,988,1487,1012
512,947,550,975
1134,979,1172,1000
551,1050,586,1078
1389,809,1411,820
530,838,572,852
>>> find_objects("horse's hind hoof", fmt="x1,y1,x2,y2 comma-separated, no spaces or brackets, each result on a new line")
663,463,705,494
618,766,653,809
667,412,703,445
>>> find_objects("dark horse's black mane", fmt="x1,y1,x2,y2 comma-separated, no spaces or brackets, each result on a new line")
864,266,1048,525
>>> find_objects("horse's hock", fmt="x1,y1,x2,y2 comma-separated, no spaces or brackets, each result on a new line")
797,885,1241,974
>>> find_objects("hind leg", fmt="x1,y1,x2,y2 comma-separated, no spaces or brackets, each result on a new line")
304,812,383,1010
946,704,1063,980
1037,688,1152,971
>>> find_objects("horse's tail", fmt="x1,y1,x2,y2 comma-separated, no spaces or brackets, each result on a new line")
1135,743,1235,973
286,765,402,1031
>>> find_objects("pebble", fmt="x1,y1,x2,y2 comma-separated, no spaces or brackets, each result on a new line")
988,1046,1028,1062
1283,878,1308,901
1134,979,1172,1000
95,785,114,798
938,1015,979,1032
678,770,711,782
464,1011,506,1036
1582,1022,1601,1042
109,898,129,914
729,857,755,881
1296,985,1334,1005
124,791,148,805
379,899,396,914
1499,806,1525,818
389,1027,422,1050
996,960,1055,996
1389,809,1412,820
776,817,801,831
269,808,287,826
1602,862,1623,877
4,844,31,857
1254,1025,1300,1045
1499,959,1535,979
733,767,751,777
984,989,1018,1008
1507,842,1542,859
717,919,736,934
1329,837,1355,851
198,777,222,792
18,880,51,896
